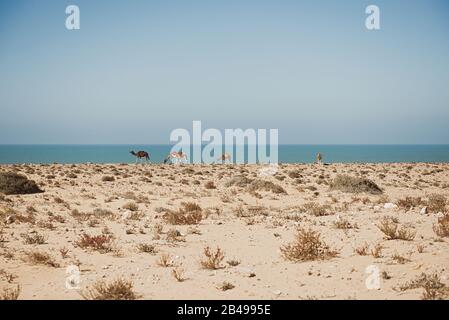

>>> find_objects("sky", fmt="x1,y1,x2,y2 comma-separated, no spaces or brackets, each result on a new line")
0,0,448,144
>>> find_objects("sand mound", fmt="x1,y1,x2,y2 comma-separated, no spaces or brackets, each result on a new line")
0,172,43,195
329,174,382,195
224,175,253,188
248,179,286,194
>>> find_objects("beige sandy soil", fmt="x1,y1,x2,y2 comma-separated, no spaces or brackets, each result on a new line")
1,163,448,300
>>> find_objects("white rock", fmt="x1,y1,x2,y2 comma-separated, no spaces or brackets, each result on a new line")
383,203,397,209
420,207,428,215
273,290,282,296
373,205,381,211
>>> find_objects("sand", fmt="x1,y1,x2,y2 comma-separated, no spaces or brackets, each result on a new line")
0,162,448,300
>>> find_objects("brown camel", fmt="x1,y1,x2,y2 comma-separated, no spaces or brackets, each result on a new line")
130,150,150,163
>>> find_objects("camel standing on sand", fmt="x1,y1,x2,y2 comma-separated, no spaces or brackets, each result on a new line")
130,150,150,164
316,153,323,165
217,153,231,163
164,151,188,164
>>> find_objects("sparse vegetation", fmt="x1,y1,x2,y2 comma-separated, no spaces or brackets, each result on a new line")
433,214,449,237
396,196,425,210
25,250,59,267
172,268,186,282
204,181,216,189
302,202,332,216
333,217,355,229
355,243,369,256
157,253,173,267
0,172,43,195
137,243,156,254
225,175,252,188
248,179,286,194
123,202,139,212
76,233,113,252
218,281,235,291
281,228,338,262
378,217,416,241
81,278,139,300
200,246,225,270
371,243,383,258
392,252,411,264
329,175,382,195
397,194,446,213
21,232,47,245
427,194,447,213
0,285,20,300
163,202,202,225
398,272,449,300
227,259,241,267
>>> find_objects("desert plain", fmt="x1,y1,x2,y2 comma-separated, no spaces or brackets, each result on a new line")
0,162,448,300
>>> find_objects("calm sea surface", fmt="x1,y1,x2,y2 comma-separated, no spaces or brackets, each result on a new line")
0,145,449,164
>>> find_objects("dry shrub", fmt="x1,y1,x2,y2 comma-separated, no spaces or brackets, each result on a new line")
0,172,43,195
70,209,89,221
200,246,225,270
433,214,449,237
333,217,355,229
329,175,382,195
25,250,59,267
204,181,216,189
427,194,447,213
398,272,449,300
0,285,20,300
21,232,47,245
76,233,113,252
172,268,186,282
163,202,202,225
137,243,156,254
355,243,369,256
157,253,173,267
218,281,235,291
81,278,139,300
225,175,252,188
302,202,332,216
281,228,338,262
102,176,115,182
92,208,116,220
166,228,184,242
396,196,425,210
378,217,415,241
122,202,138,212
371,243,383,258
397,194,446,213
227,259,241,267
59,247,69,259
392,252,411,264
248,179,286,194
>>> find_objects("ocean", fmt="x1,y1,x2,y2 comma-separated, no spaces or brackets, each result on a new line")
1,145,449,164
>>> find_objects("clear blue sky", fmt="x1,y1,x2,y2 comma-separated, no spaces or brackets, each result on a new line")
0,0,448,144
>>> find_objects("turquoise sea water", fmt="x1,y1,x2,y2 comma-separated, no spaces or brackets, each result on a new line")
1,145,449,164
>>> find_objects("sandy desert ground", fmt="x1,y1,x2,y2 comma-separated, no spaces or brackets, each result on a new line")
1,162,449,300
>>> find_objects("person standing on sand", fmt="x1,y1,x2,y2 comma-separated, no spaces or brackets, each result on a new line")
316,153,323,164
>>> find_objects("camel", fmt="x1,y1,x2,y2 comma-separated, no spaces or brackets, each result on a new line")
316,153,323,165
217,153,231,163
164,151,188,164
130,150,150,164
